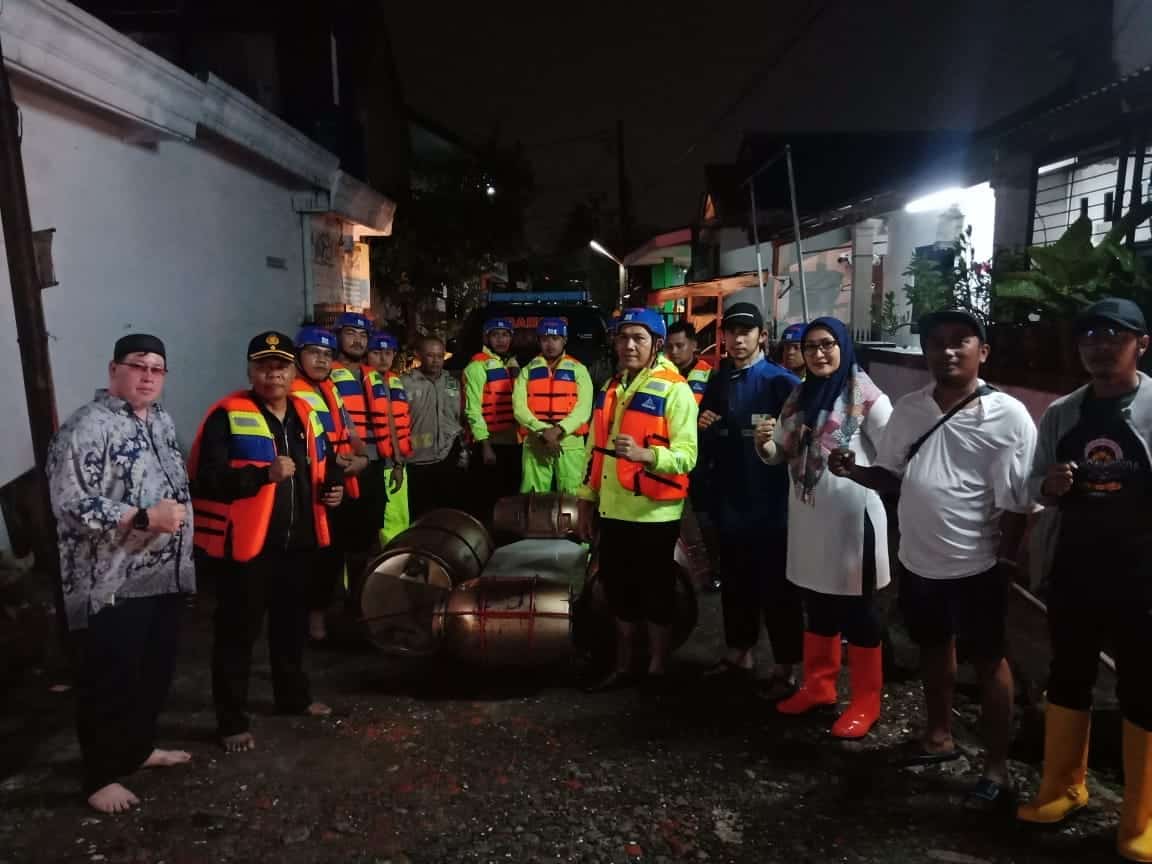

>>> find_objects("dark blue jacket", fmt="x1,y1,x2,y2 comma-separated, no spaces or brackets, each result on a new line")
699,355,799,530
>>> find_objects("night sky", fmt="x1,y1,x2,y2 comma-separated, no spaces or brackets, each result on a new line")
389,0,1095,251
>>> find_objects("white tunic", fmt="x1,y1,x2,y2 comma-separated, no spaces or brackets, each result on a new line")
782,395,893,596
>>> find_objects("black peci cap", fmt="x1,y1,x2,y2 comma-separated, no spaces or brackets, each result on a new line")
113,333,166,363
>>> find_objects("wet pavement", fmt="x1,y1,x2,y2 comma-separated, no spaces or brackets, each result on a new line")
0,574,1131,864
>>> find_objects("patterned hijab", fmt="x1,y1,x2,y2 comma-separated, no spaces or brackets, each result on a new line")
776,317,882,503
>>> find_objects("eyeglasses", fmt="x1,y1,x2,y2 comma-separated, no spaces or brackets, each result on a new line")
801,339,839,355
1079,327,1132,345
119,361,167,377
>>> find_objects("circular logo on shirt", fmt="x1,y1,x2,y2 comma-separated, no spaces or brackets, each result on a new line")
1082,437,1124,493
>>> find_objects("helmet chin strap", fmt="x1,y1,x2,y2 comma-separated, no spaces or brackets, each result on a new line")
648,338,664,368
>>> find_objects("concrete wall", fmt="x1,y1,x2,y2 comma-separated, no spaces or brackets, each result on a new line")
0,79,310,484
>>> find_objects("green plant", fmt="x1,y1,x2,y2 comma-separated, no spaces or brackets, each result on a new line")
995,203,1152,317
902,223,992,325
870,290,908,338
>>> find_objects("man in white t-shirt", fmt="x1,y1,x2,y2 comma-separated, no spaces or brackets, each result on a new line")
830,309,1036,810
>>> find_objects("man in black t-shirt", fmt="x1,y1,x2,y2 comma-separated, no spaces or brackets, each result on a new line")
1020,298,1152,863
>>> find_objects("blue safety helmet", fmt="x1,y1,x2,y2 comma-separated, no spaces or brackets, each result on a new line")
294,325,337,352
780,322,806,343
334,311,372,332
368,331,399,352
617,308,667,340
483,317,514,336
537,317,568,338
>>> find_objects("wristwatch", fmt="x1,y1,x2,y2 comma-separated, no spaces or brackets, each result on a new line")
133,508,150,531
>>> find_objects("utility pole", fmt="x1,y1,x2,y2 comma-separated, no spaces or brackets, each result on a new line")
0,34,67,664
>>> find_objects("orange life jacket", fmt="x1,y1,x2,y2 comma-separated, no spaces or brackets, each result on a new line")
365,370,413,461
520,354,589,441
467,351,516,436
588,367,689,501
291,376,360,499
329,362,371,445
685,357,712,406
188,391,331,561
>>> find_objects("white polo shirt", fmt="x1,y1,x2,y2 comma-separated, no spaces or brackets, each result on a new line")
876,382,1037,579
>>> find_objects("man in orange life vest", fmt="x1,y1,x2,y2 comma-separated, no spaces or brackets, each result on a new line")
513,317,593,494
664,320,712,405
364,330,413,543
463,318,521,519
189,332,344,753
290,326,369,641
577,308,698,693
329,312,386,612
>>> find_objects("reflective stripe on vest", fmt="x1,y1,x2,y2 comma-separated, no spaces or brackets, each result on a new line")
330,365,370,442
587,368,689,502
520,355,588,440
686,358,712,406
188,391,331,561
470,351,516,434
366,370,413,460
292,377,359,499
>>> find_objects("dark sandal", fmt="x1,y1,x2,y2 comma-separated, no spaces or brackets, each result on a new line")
964,776,1017,813
757,673,798,702
889,740,963,768
702,659,753,679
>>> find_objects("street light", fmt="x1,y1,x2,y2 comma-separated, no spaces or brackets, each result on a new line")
589,240,627,306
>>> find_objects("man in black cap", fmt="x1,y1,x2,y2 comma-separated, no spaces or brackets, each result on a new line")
833,307,1036,809
698,302,802,695
1019,298,1152,860
188,332,344,753
48,334,195,813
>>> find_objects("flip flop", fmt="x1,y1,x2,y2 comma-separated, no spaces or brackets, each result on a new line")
964,776,1017,813
702,659,753,679
889,740,963,768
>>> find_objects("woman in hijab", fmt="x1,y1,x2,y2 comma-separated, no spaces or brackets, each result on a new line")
755,317,893,738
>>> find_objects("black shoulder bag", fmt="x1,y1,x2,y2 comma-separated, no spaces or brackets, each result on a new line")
905,384,997,462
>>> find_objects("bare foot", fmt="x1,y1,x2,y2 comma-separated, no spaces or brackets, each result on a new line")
306,702,332,717
221,732,255,753
87,783,139,814
141,749,192,769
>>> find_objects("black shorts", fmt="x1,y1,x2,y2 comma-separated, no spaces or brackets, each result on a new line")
899,564,1009,663
598,518,680,626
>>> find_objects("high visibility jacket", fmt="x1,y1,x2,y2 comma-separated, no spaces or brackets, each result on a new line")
291,376,360,499
463,351,516,440
588,364,691,502
685,358,712,405
330,363,371,444
365,370,413,461
188,391,330,562
515,355,591,442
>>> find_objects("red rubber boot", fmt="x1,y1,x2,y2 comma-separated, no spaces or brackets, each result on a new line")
777,632,841,715
831,644,883,739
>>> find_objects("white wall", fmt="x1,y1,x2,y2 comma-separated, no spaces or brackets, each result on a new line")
0,80,310,483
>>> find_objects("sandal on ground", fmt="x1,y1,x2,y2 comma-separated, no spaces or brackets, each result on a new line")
756,673,798,703
584,670,639,694
964,776,1017,813
702,659,753,679
889,739,963,768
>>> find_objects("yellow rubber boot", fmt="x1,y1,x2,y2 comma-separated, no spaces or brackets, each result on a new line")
1018,704,1092,824
1118,719,1152,862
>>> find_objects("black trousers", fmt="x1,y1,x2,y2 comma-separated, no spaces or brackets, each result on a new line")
336,463,387,613
719,522,803,665
469,442,522,523
1047,536,1152,730
76,594,183,795
211,552,312,737
599,518,681,627
803,513,881,648
407,442,465,521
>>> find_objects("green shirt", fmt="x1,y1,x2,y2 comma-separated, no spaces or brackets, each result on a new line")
462,351,520,446
577,357,699,523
